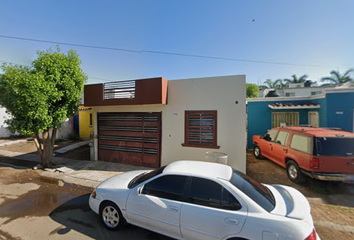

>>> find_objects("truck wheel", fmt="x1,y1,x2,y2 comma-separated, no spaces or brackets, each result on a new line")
286,160,306,184
253,145,264,160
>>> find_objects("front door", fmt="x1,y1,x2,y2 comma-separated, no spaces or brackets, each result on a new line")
261,129,279,160
308,111,319,128
272,130,290,166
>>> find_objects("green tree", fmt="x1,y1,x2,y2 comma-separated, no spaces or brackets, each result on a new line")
263,79,281,88
246,83,259,98
320,69,353,86
284,74,309,84
0,47,87,167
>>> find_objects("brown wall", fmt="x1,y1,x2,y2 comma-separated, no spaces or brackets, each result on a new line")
84,77,168,106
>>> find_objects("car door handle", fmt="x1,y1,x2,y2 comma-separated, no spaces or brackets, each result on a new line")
283,148,288,153
225,218,239,225
168,206,179,212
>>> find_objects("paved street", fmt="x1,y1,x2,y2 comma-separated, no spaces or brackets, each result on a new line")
0,166,172,240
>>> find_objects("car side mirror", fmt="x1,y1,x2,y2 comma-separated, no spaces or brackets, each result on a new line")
264,134,271,141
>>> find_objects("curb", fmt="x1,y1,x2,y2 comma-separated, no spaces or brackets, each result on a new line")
39,172,95,193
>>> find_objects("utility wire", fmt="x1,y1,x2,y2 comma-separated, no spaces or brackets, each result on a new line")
0,34,141,53
0,34,341,69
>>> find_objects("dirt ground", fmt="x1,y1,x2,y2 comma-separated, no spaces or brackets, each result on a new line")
246,150,353,198
0,139,90,160
0,140,354,239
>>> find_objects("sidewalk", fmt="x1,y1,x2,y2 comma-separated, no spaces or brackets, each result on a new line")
0,149,153,190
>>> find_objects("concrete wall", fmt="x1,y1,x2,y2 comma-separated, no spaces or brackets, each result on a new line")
1,105,73,139
79,105,94,138
0,107,12,138
280,87,324,97
326,91,354,132
92,75,247,172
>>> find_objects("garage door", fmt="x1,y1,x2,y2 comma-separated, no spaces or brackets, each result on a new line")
98,112,161,167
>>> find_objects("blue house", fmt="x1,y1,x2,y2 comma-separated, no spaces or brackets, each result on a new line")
247,87,354,148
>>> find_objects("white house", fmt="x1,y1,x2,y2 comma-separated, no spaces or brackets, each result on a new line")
84,75,247,172
0,107,11,138
0,106,73,139
260,81,325,98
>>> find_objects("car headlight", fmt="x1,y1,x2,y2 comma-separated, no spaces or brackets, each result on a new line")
91,189,97,198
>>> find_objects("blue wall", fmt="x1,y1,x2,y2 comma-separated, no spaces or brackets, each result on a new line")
247,91,354,148
326,92,354,132
247,98,324,148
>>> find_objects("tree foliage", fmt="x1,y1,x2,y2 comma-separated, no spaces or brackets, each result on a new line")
246,83,259,98
263,79,281,89
320,69,353,86
284,74,309,84
0,47,87,167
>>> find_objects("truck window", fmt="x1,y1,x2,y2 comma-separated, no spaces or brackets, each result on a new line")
290,134,312,154
275,131,289,146
265,129,279,142
314,137,354,156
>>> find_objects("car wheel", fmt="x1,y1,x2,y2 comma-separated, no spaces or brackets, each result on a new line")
286,160,306,184
100,201,124,230
253,145,264,160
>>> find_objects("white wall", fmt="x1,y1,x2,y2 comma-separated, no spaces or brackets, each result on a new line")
281,87,324,97
0,107,11,138
92,75,247,172
1,106,72,139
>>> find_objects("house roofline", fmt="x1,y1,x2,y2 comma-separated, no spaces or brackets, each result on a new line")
247,94,325,102
324,87,354,94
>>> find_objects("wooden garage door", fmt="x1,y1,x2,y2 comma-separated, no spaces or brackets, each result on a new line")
98,112,161,167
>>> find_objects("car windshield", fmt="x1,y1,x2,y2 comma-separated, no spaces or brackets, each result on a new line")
230,169,275,212
314,137,354,156
128,166,166,189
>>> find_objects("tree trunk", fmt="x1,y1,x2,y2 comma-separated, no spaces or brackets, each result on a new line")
33,135,44,164
34,128,57,168
41,130,51,168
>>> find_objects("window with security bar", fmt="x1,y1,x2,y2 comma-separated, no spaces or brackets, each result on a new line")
272,112,299,128
182,110,219,149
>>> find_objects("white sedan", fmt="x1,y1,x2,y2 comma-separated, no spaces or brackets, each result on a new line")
89,160,320,240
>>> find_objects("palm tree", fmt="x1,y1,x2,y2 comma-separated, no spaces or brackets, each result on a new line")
320,69,353,86
277,79,288,88
284,74,309,84
263,79,281,89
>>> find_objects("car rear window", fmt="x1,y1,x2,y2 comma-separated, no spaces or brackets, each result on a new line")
230,170,275,212
314,137,354,156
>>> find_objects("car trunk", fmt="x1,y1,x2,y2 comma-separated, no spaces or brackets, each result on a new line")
267,184,314,225
313,137,354,174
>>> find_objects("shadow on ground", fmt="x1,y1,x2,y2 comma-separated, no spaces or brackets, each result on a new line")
49,194,172,240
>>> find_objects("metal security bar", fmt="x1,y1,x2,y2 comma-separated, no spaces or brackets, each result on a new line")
104,80,136,100
272,112,299,128
185,111,217,146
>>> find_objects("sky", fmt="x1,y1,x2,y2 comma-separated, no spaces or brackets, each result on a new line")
0,0,353,85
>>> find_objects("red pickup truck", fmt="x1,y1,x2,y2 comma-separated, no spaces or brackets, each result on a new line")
252,127,354,183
